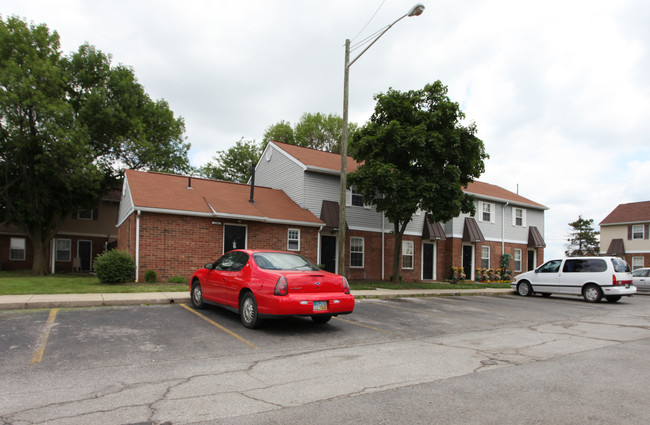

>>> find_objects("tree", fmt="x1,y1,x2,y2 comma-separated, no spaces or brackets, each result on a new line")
264,113,357,153
348,81,488,284
0,17,190,274
200,138,261,183
565,215,600,256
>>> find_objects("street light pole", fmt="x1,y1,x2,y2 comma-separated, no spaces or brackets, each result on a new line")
337,4,425,276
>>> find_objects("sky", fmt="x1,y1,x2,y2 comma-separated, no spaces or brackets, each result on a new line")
3,0,650,260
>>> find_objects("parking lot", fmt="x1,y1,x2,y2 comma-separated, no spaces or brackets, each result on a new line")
2,293,650,424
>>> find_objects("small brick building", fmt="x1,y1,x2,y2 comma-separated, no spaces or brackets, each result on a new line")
117,170,324,282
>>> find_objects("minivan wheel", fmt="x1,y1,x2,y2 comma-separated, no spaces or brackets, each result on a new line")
517,281,533,297
582,284,603,303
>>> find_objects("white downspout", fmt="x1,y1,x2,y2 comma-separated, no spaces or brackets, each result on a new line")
381,211,385,280
50,239,56,274
135,210,141,282
502,201,509,256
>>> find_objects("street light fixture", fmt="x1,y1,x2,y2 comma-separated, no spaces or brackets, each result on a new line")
337,4,425,276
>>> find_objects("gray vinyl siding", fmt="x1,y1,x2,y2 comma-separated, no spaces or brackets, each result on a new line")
304,172,339,215
255,147,305,207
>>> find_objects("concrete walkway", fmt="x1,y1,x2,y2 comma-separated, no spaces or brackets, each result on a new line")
0,288,514,310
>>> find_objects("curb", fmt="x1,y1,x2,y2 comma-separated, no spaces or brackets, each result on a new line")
0,289,515,310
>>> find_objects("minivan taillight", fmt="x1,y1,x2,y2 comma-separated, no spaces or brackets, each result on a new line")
342,276,350,294
274,276,288,296
612,275,632,286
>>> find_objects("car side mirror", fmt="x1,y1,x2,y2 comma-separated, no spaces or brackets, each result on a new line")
204,263,214,270
534,269,540,273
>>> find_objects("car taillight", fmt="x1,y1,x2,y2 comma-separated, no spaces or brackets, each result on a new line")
274,276,288,296
342,276,350,294
612,275,632,286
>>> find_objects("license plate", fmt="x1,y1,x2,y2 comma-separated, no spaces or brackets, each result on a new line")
313,301,327,311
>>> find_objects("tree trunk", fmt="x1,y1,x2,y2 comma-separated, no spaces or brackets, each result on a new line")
391,221,409,285
29,228,50,275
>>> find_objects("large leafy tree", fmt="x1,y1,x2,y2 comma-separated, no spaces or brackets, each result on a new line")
348,81,488,284
200,138,261,183
565,215,600,256
0,17,190,274
264,113,357,154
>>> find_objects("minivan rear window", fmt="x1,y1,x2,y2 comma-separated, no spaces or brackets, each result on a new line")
610,257,631,273
562,259,607,273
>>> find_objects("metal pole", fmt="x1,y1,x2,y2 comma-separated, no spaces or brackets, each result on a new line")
337,39,350,276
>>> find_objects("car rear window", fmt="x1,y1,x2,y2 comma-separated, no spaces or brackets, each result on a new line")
610,257,631,273
253,252,320,271
562,259,607,273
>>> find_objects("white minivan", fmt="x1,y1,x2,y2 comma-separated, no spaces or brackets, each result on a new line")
512,256,636,303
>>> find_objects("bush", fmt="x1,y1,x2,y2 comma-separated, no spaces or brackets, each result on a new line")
94,250,135,284
168,275,186,284
144,270,157,283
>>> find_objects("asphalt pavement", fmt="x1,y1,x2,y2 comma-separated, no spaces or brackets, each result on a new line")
0,287,513,310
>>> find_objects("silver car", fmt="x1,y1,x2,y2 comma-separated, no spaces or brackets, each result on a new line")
632,268,650,292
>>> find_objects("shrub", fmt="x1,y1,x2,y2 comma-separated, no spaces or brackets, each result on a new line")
144,270,157,283
168,276,186,284
94,250,135,284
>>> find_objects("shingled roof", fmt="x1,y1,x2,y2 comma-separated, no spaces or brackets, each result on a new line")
269,141,547,209
123,169,323,227
600,201,650,225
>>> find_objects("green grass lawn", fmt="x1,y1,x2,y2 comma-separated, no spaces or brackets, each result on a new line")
0,271,511,296
0,271,188,295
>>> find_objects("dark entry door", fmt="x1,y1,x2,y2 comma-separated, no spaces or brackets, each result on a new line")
224,225,246,253
78,240,92,271
422,243,434,280
527,250,535,271
320,235,337,273
462,245,473,279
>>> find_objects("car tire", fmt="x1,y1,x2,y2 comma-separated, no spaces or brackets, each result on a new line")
605,295,622,303
582,284,603,303
240,292,262,329
191,281,205,309
311,315,332,324
517,281,533,297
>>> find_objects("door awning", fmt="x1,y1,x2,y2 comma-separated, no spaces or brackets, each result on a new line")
462,217,485,243
527,226,546,248
320,200,347,232
422,219,446,240
606,238,625,256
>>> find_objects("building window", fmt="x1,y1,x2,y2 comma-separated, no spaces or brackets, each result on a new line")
351,186,364,207
481,246,490,269
10,237,26,261
56,239,71,262
513,207,526,227
514,249,522,272
287,229,300,251
77,209,96,220
478,202,495,223
632,256,644,270
402,240,414,269
632,225,644,240
350,237,364,268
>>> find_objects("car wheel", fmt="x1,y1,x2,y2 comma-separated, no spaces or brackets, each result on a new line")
240,292,262,329
517,281,533,297
311,315,332,324
582,284,603,303
191,281,205,309
605,296,622,303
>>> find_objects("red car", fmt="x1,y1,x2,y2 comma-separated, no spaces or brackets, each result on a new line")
189,249,355,328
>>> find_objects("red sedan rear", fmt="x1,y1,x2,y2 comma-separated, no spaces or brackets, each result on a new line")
189,249,355,328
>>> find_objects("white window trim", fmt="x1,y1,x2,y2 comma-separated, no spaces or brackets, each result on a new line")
481,246,490,269
632,224,644,240
77,209,95,220
632,256,644,270
514,248,522,272
350,237,364,268
347,187,371,209
287,228,300,251
55,238,72,262
478,201,496,223
512,207,527,227
402,240,414,270
10,237,26,261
